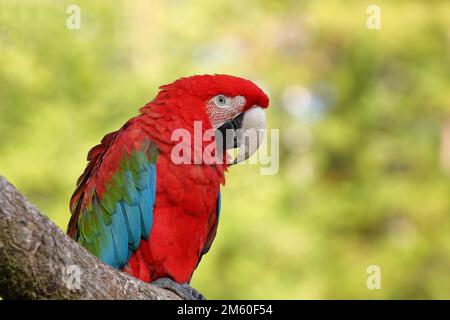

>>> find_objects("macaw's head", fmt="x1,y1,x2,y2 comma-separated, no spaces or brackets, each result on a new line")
153,74,270,164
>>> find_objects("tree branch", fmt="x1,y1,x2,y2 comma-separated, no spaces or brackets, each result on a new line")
0,176,181,300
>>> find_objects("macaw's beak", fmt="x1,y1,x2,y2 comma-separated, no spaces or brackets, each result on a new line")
215,106,266,164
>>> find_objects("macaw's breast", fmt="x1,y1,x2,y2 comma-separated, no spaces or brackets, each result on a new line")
124,153,223,283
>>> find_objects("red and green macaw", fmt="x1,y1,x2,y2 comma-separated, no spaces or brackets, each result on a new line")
67,74,269,298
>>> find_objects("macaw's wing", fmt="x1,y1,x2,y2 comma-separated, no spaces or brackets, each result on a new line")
68,126,158,269
195,191,221,271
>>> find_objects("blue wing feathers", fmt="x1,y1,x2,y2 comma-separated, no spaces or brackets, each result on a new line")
107,164,156,266
140,164,156,239
76,142,158,270
121,200,142,251
139,186,154,239
92,201,116,267
109,204,129,268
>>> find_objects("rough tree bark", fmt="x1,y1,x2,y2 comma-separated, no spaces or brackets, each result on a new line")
0,175,182,300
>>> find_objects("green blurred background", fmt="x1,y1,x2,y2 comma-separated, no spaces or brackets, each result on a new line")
1,0,449,299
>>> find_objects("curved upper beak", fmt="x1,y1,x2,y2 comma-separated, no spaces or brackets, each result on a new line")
215,106,266,164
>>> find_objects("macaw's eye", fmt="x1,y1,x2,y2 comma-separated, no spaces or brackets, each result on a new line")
214,95,229,108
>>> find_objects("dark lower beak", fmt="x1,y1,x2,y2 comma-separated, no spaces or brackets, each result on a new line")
215,112,245,150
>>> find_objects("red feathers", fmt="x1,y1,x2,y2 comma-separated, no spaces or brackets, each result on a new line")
69,74,269,283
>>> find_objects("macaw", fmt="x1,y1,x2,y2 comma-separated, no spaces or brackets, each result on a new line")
67,74,269,299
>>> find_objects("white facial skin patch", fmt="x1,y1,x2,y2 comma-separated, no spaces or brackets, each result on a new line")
206,95,246,128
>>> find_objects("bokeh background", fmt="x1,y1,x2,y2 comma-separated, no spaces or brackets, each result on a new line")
1,0,450,299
